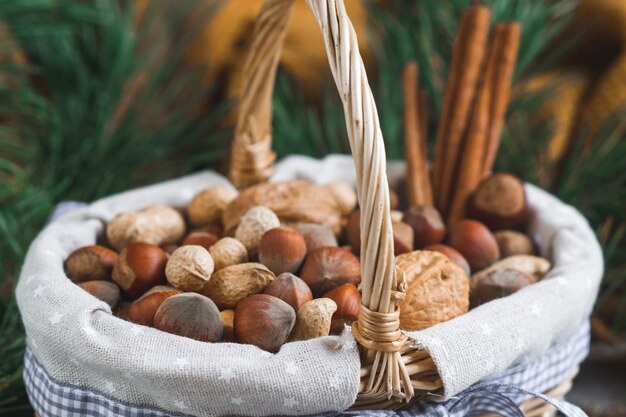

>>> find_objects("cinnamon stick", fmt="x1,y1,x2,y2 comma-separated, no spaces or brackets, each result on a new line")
419,88,432,203
432,5,491,216
403,62,433,207
446,26,504,228
482,23,521,176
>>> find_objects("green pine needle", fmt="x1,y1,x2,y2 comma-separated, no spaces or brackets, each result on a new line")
0,0,228,412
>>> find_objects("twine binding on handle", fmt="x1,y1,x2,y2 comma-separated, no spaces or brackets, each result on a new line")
228,0,292,189
231,0,441,407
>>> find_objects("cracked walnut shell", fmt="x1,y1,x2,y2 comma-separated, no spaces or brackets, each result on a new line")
396,250,469,331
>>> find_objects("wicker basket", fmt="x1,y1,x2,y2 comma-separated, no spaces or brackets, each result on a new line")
20,1,598,416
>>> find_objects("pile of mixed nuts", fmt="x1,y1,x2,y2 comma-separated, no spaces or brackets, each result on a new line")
65,173,550,352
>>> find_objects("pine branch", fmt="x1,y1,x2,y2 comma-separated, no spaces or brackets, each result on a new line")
0,0,228,411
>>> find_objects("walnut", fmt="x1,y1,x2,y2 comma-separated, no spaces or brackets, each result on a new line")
396,250,469,331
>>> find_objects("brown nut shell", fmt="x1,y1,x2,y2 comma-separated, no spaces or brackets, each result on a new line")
323,284,360,334
402,205,446,249
396,250,469,331
467,173,529,230
264,272,312,311
165,245,214,291
346,210,362,255
112,243,167,299
423,244,471,276
223,180,343,237
182,232,219,250
154,293,223,342
471,268,533,307
300,247,361,298
289,298,337,342
494,230,535,258
472,255,551,285
449,219,500,272
106,205,185,250
220,309,235,342
393,221,414,256
78,281,120,308
65,245,118,283
259,227,307,274
297,223,338,252
200,263,275,309
234,294,296,351
128,285,182,326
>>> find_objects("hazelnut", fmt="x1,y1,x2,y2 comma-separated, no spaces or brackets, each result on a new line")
258,227,307,274
346,210,362,255
472,255,551,284
200,263,275,309
449,219,500,272
106,205,186,250
234,294,296,351
396,250,469,331
128,285,182,326
112,243,167,299
220,309,235,342
234,206,280,257
290,298,337,341
209,237,248,270
424,244,471,276
78,281,120,308
402,205,446,249
64,245,118,283
187,186,236,227
393,221,414,256
165,245,214,291
264,272,312,311
182,232,219,250
494,230,535,258
323,284,360,334
300,247,361,298
471,268,533,307
297,223,338,252
324,181,357,215
154,293,223,342
467,173,529,230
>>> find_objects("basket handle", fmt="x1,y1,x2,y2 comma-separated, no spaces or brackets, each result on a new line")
231,0,420,403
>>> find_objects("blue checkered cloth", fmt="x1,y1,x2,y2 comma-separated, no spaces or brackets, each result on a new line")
24,321,589,417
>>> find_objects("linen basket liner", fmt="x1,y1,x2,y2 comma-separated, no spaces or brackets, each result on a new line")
22,319,590,417
17,154,603,417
